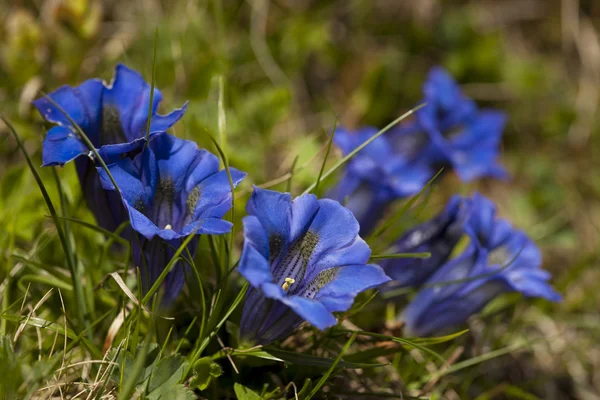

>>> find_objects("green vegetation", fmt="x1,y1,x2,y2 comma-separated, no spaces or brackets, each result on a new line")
1,1,599,399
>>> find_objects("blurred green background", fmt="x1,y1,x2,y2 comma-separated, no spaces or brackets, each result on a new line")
1,0,599,399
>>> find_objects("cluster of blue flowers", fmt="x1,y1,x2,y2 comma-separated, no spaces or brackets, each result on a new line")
34,64,559,346
384,193,561,336
34,65,245,304
329,67,507,235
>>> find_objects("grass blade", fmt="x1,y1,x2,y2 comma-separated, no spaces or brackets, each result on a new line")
310,117,337,194
144,27,159,143
183,282,249,381
305,332,357,399
2,116,90,336
370,252,431,260
368,167,444,242
302,103,426,196
286,154,299,194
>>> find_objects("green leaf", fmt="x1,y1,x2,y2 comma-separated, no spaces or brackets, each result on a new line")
297,378,313,400
0,336,22,399
190,357,223,391
147,384,196,400
147,355,188,394
333,329,446,363
257,347,386,369
305,332,356,399
504,384,541,400
405,329,469,345
234,383,262,400
114,343,160,398
343,345,402,363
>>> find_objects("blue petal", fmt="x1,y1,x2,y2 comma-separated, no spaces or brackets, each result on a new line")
241,215,269,259
41,126,89,166
411,246,485,310
246,187,292,241
97,150,159,239
403,280,506,337
238,217,272,287
289,193,320,243
466,192,498,244
313,236,372,274
499,269,562,302
385,162,433,198
151,134,200,191
193,168,247,220
98,148,156,201
76,157,128,233
184,149,220,192
149,101,189,134
332,126,357,154
176,218,233,237
239,288,305,345
33,79,103,138
123,205,161,240
279,295,337,331
383,195,471,287
316,264,390,312
305,199,361,264
103,64,163,139
97,137,148,164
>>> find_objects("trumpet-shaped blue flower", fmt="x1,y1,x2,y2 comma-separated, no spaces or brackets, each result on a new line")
402,193,561,337
97,133,246,304
328,68,508,234
328,126,432,235
413,67,508,181
33,64,187,231
238,187,390,345
381,195,472,288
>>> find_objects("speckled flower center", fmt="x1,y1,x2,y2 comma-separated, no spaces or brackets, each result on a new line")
268,231,340,298
101,105,128,145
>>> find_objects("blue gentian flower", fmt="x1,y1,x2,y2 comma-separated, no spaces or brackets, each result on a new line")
413,67,508,181
381,195,472,288
97,133,246,304
238,187,390,345
328,126,432,235
33,64,187,232
328,68,508,234
401,193,561,337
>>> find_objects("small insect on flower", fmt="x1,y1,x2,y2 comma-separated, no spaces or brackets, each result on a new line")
401,193,561,337
32,64,188,232
97,133,246,305
238,187,390,345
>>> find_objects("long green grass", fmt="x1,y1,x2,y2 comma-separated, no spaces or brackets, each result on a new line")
1,1,599,399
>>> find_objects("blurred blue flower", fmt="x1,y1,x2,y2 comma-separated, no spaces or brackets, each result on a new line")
401,193,561,337
328,68,508,235
98,133,246,304
33,64,187,232
238,187,390,345
413,67,508,181
328,126,432,235
381,195,472,288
